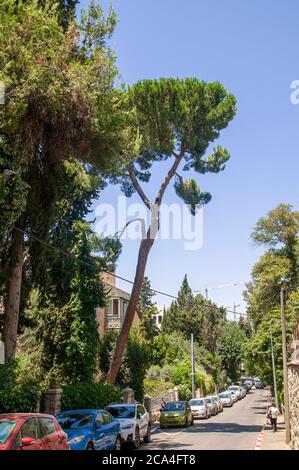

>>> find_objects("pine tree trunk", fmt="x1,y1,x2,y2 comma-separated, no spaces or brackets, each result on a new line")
3,225,24,361
106,237,154,384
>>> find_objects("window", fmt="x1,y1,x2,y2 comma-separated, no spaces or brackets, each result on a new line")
20,418,39,440
112,299,119,316
122,301,128,317
102,412,112,425
39,418,56,437
95,413,105,426
158,316,162,324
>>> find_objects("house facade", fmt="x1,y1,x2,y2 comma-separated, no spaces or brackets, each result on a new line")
96,272,139,339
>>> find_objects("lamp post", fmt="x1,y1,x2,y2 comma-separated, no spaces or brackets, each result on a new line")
191,333,195,399
269,320,278,408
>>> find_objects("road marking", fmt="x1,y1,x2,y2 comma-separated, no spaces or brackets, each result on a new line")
254,417,267,450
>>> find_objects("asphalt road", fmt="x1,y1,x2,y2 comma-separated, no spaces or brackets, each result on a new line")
144,389,269,450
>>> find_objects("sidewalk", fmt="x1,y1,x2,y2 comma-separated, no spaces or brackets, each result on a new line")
260,415,290,450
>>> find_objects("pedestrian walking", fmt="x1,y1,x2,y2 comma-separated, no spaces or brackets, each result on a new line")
267,398,279,432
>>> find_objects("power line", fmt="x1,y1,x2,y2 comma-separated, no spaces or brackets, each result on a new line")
12,225,247,314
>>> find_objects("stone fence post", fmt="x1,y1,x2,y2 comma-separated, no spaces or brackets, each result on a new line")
123,387,135,404
173,386,179,401
43,388,63,416
144,394,154,423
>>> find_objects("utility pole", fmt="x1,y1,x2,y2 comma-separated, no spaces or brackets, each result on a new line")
191,333,195,399
269,320,278,408
280,287,291,444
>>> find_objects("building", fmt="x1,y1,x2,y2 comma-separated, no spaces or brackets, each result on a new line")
96,272,139,339
152,305,168,330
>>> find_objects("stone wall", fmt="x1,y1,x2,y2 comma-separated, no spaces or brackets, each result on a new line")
288,363,299,450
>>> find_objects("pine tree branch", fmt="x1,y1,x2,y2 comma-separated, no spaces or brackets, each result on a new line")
155,145,185,206
128,163,151,210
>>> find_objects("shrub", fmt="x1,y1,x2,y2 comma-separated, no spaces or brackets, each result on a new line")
144,379,174,398
0,385,40,414
61,381,122,411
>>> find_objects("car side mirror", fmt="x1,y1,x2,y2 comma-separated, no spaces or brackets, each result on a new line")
21,437,36,447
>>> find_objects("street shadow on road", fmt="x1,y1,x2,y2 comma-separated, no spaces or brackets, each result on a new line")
183,423,263,434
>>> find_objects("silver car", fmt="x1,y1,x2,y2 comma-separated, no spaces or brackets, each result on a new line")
189,398,210,419
219,391,234,407
210,395,223,413
205,397,218,416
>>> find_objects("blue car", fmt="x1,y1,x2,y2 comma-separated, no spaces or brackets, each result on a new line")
56,409,121,450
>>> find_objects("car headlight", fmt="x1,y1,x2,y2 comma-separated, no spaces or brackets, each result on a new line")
68,435,85,445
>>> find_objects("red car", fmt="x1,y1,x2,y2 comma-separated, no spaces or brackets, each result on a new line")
0,413,69,450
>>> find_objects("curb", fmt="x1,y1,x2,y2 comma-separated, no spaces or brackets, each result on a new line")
254,418,267,450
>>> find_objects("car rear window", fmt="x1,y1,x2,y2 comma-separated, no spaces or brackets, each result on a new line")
189,400,204,406
39,418,56,437
0,419,18,444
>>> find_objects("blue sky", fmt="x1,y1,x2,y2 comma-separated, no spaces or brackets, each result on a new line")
78,0,298,317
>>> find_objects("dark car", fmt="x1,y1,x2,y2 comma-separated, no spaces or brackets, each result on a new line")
0,413,69,450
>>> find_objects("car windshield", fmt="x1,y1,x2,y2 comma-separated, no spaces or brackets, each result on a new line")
229,387,239,391
56,413,93,429
0,419,18,444
206,398,212,404
163,403,185,412
106,406,135,419
219,393,229,398
189,400,204,406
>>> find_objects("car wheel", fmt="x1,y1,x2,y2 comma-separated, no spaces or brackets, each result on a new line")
115,436,121,451
144,425,151,443
86,441,94,450
133,427,141,449
190,416,194,426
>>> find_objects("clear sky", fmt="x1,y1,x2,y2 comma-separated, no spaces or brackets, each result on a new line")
78,0,298,318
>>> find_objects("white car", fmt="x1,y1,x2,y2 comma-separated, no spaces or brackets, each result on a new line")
106,403,151,448
228,386,242,400
219,391,233,407
189,398,211,419
227,389,238,403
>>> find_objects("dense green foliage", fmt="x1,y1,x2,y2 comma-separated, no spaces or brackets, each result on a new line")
99,329,151,402
61,381,122,411
244,204,299,401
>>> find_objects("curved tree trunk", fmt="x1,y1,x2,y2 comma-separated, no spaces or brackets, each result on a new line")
106,236,154,384
3,224,24,361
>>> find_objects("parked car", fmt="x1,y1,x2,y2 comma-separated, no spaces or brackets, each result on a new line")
210,395,223,413
240,384,248,395
106,403,150,448
227,390,238,403
56,409,121,450
228,385,242,400
189,399,210,419
219,392,233,407
0,413,69,450
160,401,193,429
255,380,265,389
205,397,218,416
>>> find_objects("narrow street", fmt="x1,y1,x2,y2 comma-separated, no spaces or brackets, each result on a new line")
145,390,268,450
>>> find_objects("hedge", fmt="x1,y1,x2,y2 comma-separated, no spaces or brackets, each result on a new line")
61,381,122,411
0,385,40,414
